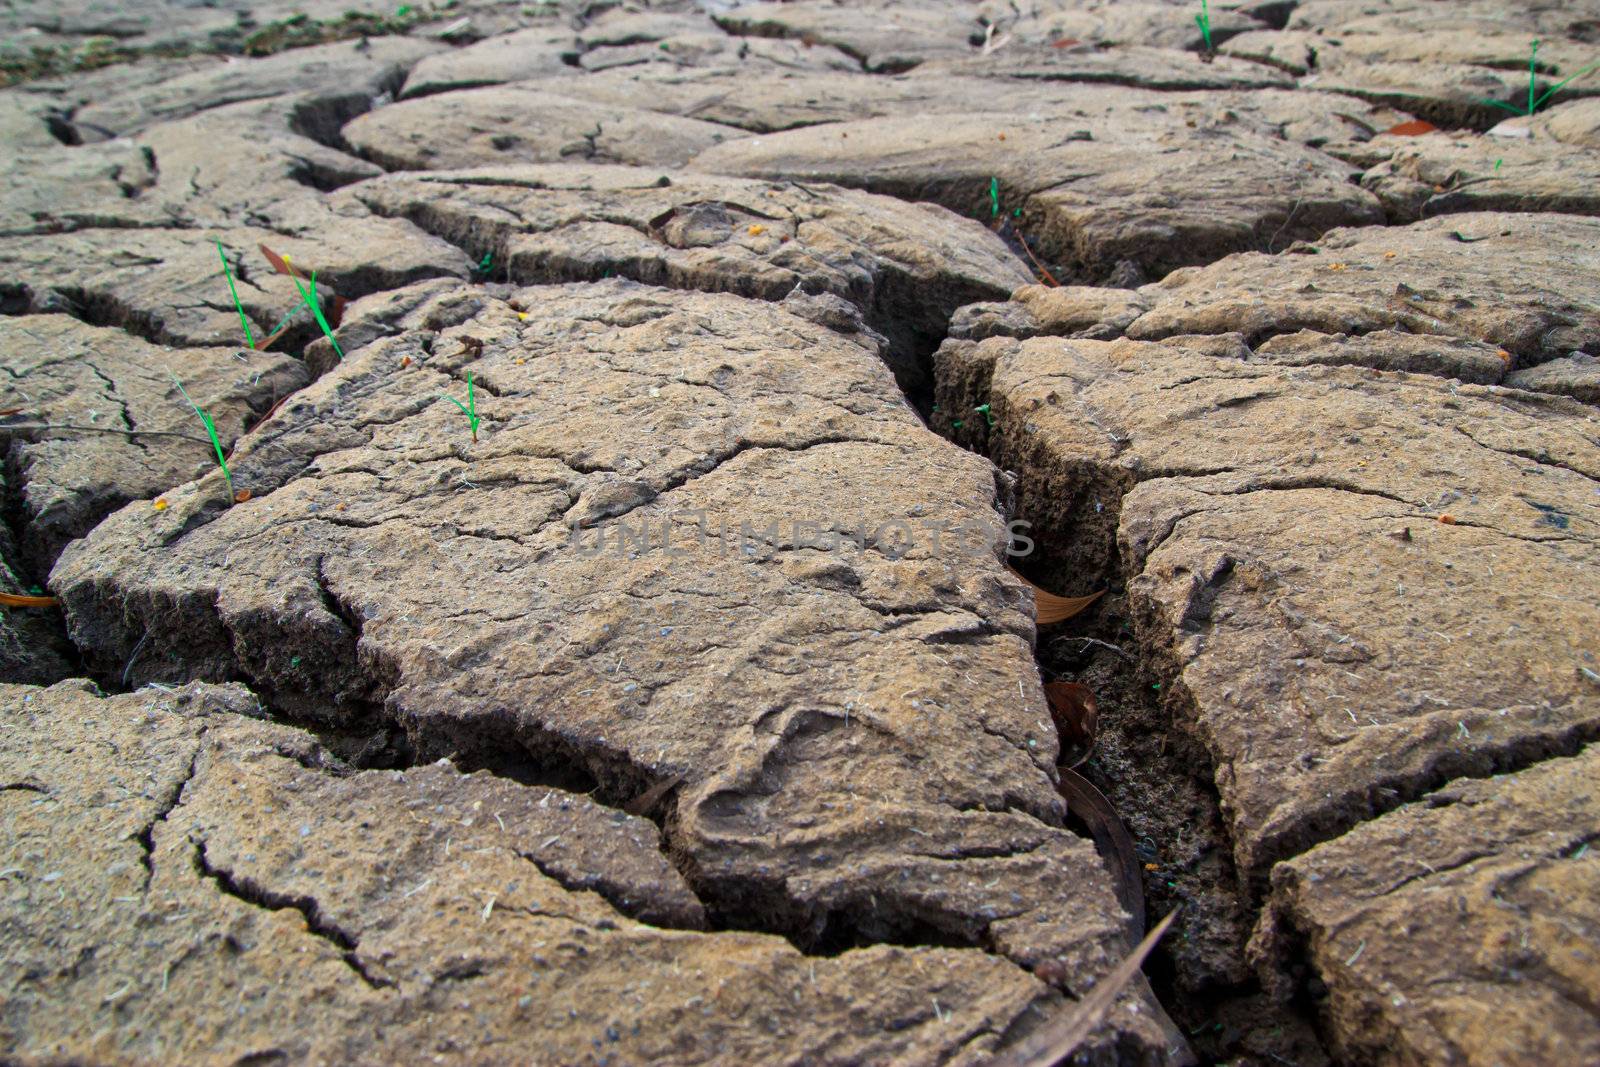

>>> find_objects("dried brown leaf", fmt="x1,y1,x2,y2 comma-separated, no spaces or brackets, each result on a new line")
1385,118,1438,136
0,592,58,608
258,243,307,281
1010,569,1105,624
1054,765,1144,943
623,774,684,817
1044,680,1098,752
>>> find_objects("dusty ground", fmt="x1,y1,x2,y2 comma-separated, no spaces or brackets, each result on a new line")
1,1,1597,1065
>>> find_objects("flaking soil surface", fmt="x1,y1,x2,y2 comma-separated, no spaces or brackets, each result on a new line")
4,2,1600,1064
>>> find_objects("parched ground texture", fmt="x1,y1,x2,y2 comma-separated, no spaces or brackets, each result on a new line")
1,2,1597,1065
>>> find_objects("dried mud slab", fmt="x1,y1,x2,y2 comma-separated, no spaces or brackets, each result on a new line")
974,0,1264,51
1517,97,1600,148
398,26,581,97
691,108,1381,282
341,87,741,171
1311,60,1566,131
1255,3,1600,128
1258,745,1600,1066
935,331,1600,888
0,315,305,569
570,8,861,76
69,36,443,139
1506,353,1600,405
0,222,468,347
1119,213,1600,372
516,66,1409,148
49,280,1185,1061
1359,133,1600,221
395,13,860,99
913,44,1294,92
343,162,1031,394
3,80,407,236
712,0,978,72
0,138,160,237
0,91,390,235
0,0,469,56
0,678,1063,1064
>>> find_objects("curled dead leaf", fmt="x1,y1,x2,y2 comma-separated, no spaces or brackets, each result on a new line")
623,774,684,817
1010,569,1105,624
233,489,253,504
1054,765,1144,945
1044,680,1098,759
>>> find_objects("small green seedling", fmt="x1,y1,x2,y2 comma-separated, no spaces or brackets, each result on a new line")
1195,0,1213,52
172,374,233,500
989,177,1001,218
281,254,344,361
215,240,255,349
477,251,493,274
441,372,481,442
1480,40,1600,116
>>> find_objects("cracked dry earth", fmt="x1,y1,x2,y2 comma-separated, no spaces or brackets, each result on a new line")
1,2,1597,1067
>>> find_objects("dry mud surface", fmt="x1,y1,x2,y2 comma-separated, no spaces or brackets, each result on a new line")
2,2,1598,1065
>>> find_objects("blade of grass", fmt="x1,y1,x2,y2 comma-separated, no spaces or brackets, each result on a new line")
441,371,480,442
171,374,233,498
1533,60,1600,111
1477,40,1599,116
215,240,255,349
1529,39,1540,115
1194,0,1211,51
281,255,344,360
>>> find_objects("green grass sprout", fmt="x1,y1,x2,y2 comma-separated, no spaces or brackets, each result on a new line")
1480,40,1600,116
477,251,493,274
172,374,233,500
441,371,481,442
1195,0,1213,52
281,254,344,360
989,177,1001,218
215,240,255,349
